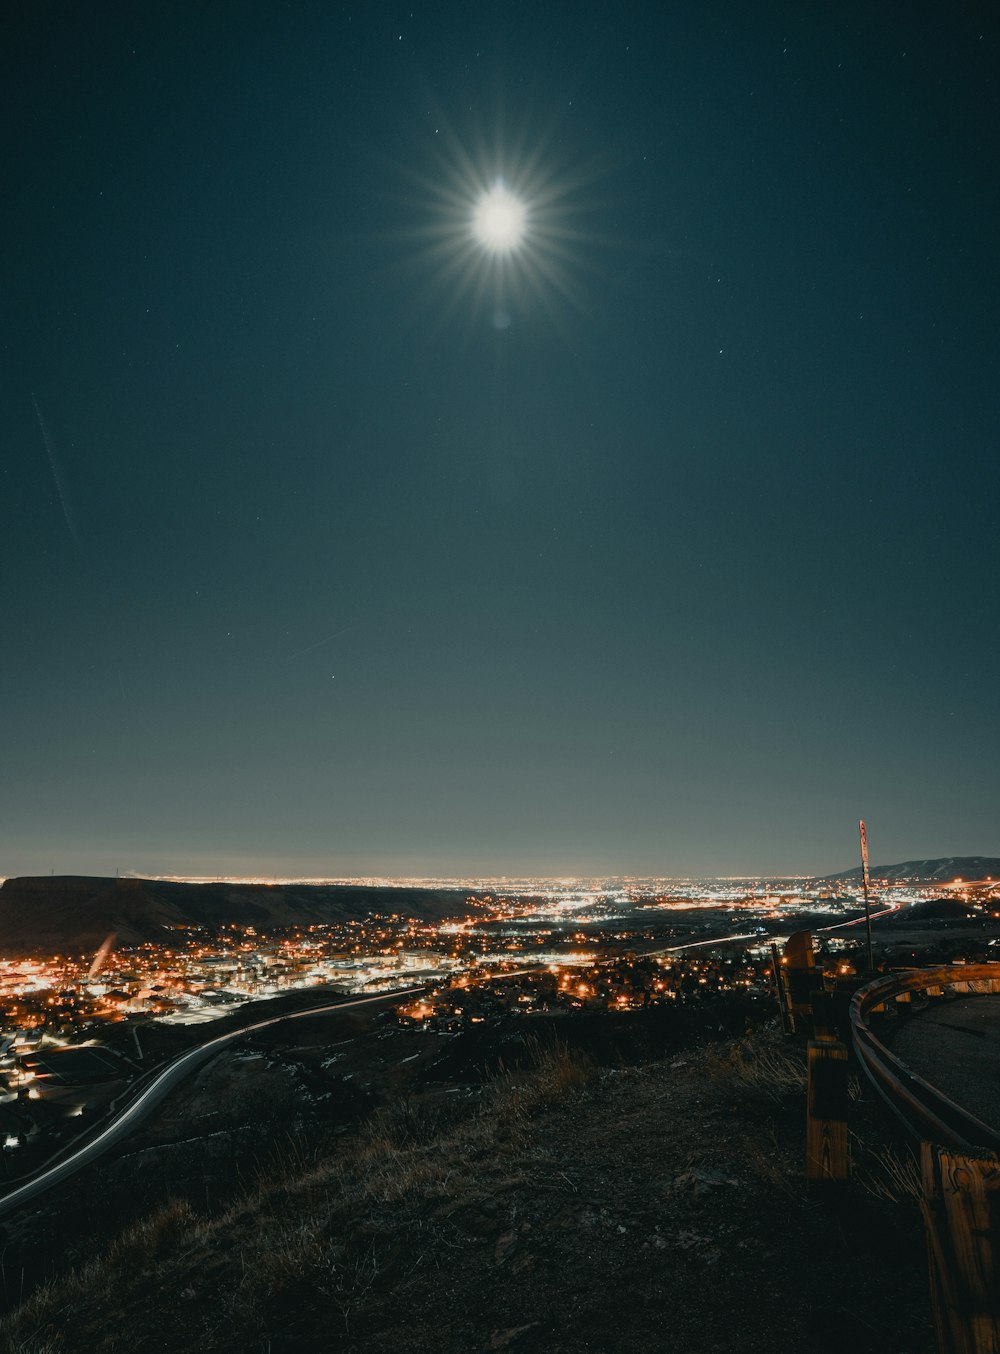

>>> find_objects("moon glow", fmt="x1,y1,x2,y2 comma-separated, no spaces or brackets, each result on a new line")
400,112,592,331
472,183,527,253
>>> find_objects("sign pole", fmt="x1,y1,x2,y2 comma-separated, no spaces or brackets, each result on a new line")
859,819,874,973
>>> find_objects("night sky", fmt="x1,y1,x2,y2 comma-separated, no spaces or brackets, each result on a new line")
3,3,997,879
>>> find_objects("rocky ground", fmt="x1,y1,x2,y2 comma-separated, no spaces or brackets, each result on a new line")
0,1019,933,1354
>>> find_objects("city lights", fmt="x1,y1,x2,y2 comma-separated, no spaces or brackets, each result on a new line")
0,868,996,1158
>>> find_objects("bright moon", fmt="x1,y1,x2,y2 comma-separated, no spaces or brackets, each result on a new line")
472,183,526,253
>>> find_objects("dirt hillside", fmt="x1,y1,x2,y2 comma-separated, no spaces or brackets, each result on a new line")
0,1027,933,1354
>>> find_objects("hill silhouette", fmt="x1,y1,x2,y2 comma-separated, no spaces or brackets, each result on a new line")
0,876,474,957
818,855,1000,884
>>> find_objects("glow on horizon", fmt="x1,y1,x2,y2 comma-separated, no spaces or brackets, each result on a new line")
129,874,690,893
3,870,873,888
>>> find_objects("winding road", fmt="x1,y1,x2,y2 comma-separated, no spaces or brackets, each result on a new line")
0,985,426,1219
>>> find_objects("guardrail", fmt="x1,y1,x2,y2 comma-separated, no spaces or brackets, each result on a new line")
803,960,1000,1352
849,964,1000,1153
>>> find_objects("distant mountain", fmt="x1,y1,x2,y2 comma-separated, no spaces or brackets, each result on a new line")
0,876,477,958
815,856,1000,884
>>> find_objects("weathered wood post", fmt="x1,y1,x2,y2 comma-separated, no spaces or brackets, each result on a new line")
810,989,838,1042
783,931,816,1035
806,1038,849,1182
920,1143,1000,1354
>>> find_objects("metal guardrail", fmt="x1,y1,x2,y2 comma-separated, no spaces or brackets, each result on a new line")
849,964,1000,1153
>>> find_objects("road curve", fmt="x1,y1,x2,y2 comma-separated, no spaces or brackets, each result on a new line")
0,985,426,1219
887,994,1000,1135
850,964,1000,1152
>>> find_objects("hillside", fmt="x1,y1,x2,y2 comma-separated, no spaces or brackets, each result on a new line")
817,855,1000,884
886,898,980,924
0,876,475,957
0,1026,933,1354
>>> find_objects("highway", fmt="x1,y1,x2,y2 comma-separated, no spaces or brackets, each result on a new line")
643,901,901,958
0,964,569,1218
0,985,426,1219
651,930,761,955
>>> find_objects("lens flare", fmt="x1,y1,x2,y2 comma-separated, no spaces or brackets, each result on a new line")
391,99,608,338
472,183,527,254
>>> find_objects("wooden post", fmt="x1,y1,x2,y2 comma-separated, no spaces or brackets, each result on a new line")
810,989,838,1041
920,1143,1000,1354
806,1038,849,1182
783,931,816,1034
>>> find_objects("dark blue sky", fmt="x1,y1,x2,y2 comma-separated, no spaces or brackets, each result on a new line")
3,2,997,878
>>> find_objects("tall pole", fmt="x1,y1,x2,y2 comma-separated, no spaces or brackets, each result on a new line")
859,819,874,972
770,941,790,1033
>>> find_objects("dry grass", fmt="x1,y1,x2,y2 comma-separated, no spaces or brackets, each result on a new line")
0,1023,938,1354
702,1027,806,1103
1,1198,204,1354
0,1038,596,1353
1,1335,64,1354
739,1120,803,1200
361,1092,466,1151
852,1137,923,1204
487,1037,592,1125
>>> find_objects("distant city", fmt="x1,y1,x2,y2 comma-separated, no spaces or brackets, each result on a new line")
2,871,998,1030
1,865,998,1164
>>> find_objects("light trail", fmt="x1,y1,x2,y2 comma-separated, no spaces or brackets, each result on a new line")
650,931,762,956
817,904,899,933
0,965,560,1218
0,986,426,1218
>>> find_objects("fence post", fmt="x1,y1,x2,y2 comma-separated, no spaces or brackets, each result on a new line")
783,931,816,1034
920,1142,1000,1354
806,1038,849,1182
810,990,838,1041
